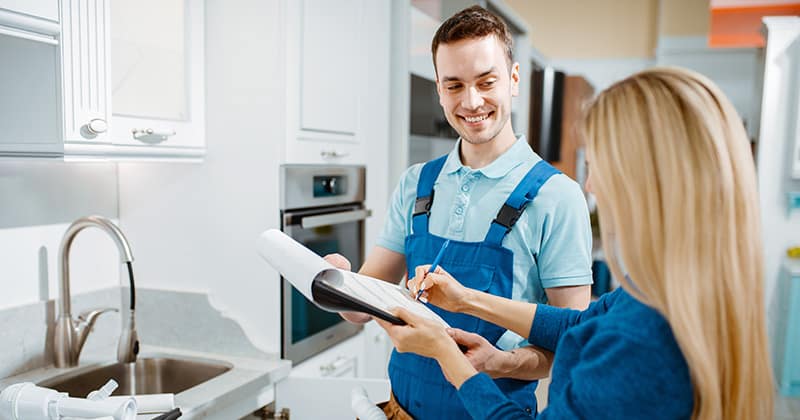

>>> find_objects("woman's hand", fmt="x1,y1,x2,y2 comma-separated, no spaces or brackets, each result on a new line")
375,307,456,359
324,253,371,324
407,265,471,312
376,307,479,388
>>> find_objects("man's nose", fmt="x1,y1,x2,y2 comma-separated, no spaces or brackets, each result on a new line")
461,86,484,110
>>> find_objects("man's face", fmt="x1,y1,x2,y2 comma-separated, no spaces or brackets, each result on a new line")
435,35,520,146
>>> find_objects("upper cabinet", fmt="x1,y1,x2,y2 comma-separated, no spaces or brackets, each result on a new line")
0,0,204,160
108,0,204,158
284,0,388,164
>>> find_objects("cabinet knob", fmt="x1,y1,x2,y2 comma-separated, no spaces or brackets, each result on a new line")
81,119,108,138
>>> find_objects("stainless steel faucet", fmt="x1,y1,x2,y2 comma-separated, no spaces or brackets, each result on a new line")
54,215,139,368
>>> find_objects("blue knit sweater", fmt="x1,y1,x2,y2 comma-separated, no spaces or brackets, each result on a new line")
457,288,694,419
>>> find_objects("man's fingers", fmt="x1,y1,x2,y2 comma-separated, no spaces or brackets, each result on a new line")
448,328,484,346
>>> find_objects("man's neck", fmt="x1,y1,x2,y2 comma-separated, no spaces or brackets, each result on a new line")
459,123,517,169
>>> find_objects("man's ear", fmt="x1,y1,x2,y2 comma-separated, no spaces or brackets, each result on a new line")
510,62,520,97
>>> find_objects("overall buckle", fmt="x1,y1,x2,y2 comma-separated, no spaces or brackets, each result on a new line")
493,203,527,232
413,192,435,217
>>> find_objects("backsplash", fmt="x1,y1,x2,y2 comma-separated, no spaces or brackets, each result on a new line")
0,161,120,310
0,287,122,378
0,286,273,380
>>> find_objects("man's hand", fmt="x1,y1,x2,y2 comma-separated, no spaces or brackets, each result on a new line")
323,253,352,271
323,253,370,324
448,328,509,378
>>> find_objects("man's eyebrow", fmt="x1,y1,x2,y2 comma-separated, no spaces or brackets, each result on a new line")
440,68,497,83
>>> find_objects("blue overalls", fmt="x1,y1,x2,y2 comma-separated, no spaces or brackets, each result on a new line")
388,154,561,419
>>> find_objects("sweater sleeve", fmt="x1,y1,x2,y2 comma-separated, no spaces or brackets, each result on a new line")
537,329,693,419
529,288,622,351
457,373,534,419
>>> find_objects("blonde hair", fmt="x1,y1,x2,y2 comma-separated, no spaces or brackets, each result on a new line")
582,67,773,419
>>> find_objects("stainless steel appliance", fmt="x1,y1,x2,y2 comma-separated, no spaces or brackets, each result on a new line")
280,164,370,364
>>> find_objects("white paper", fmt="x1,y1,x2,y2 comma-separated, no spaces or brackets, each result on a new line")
257,229,335,301
257,229,449,327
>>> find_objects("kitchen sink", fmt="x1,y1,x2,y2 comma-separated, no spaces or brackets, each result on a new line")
38,357,233,397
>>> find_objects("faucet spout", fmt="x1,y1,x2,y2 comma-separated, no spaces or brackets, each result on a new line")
54,215,137,368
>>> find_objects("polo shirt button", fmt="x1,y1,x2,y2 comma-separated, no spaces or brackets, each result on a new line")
461,184,470,192
455,207,464,215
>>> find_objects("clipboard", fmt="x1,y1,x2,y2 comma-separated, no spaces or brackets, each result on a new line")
257,229,450,328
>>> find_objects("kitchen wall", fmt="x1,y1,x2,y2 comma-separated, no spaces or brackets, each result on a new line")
117,0,391,356
117,0,287,354
0,162,121,310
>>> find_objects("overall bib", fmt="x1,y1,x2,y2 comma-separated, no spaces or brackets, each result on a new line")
388,155,560,419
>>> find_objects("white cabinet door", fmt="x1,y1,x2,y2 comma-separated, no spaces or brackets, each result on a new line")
285,0,391,165
108,0,205,159
299,0,360,136
276,376,390,420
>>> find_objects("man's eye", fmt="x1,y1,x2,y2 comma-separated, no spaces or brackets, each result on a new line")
447,85,462,91
481,80,496,88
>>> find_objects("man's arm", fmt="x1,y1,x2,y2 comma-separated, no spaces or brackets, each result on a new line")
359,246,407,284
482,285,590,380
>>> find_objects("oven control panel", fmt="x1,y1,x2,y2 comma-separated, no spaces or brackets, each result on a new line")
313,175,348,197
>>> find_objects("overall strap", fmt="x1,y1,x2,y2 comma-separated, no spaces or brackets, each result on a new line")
484,160,561,245
411,155,448,235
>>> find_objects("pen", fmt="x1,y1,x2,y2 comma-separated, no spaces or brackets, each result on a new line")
415,239,450,301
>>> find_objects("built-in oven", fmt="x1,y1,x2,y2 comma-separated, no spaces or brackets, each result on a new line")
280,164,370,365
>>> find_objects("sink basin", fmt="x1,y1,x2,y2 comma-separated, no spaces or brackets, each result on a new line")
38,357,233,397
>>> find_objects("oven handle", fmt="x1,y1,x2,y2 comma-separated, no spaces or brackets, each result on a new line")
299,209,372,229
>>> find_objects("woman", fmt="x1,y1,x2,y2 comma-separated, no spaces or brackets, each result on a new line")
377,67,774,419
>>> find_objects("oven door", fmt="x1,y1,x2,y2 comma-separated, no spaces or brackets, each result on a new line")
281,204,370,364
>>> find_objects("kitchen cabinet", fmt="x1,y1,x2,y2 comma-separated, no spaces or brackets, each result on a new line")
775,260,800,396
108,0,205,158
276,329,392,419
0,0,204,160
283,0,389,164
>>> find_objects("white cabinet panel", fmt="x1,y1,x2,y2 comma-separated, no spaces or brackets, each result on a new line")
0,0,58,23
300,0,360,136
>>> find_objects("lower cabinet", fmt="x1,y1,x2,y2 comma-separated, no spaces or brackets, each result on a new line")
275,324,393,419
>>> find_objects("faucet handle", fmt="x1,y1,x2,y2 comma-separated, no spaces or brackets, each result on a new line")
78,307,119,325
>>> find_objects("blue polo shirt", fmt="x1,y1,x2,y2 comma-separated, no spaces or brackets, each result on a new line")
377,136,593,350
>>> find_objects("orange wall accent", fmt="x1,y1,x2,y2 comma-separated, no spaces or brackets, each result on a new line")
710,3,800,47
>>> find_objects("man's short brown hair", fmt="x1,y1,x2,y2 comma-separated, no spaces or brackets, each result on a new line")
431,5,514,76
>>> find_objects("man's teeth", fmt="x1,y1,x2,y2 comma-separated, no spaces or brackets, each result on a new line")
465,114,488,123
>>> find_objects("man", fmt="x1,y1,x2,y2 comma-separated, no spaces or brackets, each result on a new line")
326,5,592,419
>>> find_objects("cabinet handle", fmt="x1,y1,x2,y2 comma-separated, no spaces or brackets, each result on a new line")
320,150,349,159
319,355,356,377
132,128,176,144
81,119,108,139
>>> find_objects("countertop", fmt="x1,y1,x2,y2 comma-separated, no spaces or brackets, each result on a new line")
0,344,291,420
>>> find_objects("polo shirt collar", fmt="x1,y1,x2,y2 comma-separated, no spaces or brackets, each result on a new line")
441,135,537,179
